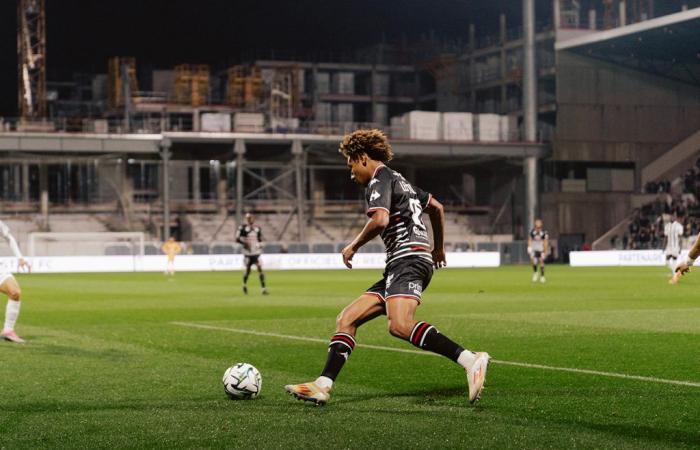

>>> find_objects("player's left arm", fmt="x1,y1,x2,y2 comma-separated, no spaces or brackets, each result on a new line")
341,210,389,269
426,196,446,269
544,232,550,257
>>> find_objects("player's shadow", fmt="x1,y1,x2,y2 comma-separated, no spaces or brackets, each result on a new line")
336,385,473,407
545,417,700,448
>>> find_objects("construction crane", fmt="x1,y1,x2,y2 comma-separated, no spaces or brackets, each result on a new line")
17,0,46,119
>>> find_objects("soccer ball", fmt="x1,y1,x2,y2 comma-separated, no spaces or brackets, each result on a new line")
222,363,262,399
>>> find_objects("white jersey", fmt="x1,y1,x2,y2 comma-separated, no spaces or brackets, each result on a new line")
664,221,684,255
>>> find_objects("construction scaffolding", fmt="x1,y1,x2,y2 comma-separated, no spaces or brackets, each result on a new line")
17,0,47,119
174,64,210,106
226,65,263,109
269,66,302,119
107,57,138,109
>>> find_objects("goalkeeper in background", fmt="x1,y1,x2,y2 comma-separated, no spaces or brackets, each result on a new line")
161,237,182,276
0,220,31,343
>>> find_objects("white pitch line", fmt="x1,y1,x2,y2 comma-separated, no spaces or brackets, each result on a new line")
170,321,700,388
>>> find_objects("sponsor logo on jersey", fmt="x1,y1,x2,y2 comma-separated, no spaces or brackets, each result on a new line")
414,228,428,238
369,178,379,187
399,180,416,194
408,282,422,296
370,190,381,201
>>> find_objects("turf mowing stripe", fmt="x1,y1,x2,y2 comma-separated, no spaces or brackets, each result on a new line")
170,321,700,388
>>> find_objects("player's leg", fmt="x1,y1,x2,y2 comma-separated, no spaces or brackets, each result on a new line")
285,293,385,404
539,258,546,283
385,296,490,403
242,257,252,294
0,275,24,343
667,254,677,275
531,253,539,282
254,260,268,294
167,256,175,275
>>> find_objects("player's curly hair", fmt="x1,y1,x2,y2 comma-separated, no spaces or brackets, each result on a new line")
338,129,394,163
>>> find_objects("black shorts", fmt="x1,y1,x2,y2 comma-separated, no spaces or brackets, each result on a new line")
666,253,679,260
244,255,261,267
365,257,433,304
532,251,543,261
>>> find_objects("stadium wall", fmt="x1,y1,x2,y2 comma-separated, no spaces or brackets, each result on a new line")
546,51,700,242
569,250,689,267
0,252,500,273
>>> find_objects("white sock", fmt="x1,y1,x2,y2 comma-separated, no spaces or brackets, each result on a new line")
315,376,333,391
669,259,677,274
4,300,20,332
457,350,477,370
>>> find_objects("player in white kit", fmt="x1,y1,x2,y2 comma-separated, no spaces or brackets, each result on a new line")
664,214,684,278
0,220,31,343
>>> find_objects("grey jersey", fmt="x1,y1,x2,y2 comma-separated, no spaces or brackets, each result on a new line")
365,166,433,266
529,228,549,252
236,225,263,256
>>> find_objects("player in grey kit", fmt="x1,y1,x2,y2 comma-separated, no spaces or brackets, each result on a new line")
236,213,268,295
285,129,490,405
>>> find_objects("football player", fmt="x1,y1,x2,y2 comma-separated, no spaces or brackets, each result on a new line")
236,213,268,295
528,219,549,283
284,129,490,405
0,220,31,343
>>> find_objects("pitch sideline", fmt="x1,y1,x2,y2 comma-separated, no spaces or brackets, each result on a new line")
170,321,700,388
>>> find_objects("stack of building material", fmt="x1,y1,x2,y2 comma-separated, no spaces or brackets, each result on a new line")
233,113,264,133
475,113,501,142
442,112,473,141
201,113,231,132
499,115,519,141
403,111,441,140
269,117,300,132
332,72,355,94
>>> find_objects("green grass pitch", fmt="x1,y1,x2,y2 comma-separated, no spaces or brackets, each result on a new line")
0,266,698,449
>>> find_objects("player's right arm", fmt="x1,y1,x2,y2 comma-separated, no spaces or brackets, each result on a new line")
235,226,247,247
0,222,29,271
341,210,388,269
675,234,700,276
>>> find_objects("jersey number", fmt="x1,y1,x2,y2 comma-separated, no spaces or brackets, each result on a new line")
409,199,427,230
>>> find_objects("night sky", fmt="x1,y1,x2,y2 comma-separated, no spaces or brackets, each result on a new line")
0,0,551,116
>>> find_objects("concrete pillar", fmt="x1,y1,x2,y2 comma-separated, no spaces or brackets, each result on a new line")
499,14,507,114
192,160,201,204
39,164,48,222
525,156,538,232
523,0,538,232
161,140,172,240
468,24,476,112
619,1,627,26
589,9,597,30
553,0,561,30
234,139,246,224
292,140,305,241
22,163,29,203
